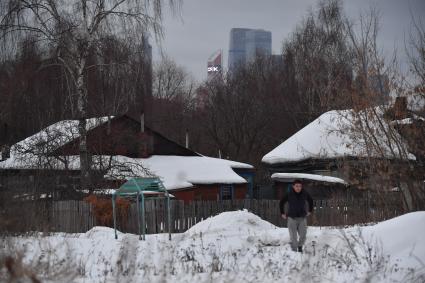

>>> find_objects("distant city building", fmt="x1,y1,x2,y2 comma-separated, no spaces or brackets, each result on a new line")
228,28,271,72
228,28,250,71
207,49,223,81
245,29,272,63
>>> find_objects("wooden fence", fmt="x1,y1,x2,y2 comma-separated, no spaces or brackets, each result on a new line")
1,198,405,234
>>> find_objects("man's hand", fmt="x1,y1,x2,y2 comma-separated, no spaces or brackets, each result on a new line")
281,214,287,220
306,212,311,217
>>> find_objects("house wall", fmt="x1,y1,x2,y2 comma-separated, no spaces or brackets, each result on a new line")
171,183,248,203
274,181,353,200
234,183,248,199
0,169,82,199
171,189,195,203
268,155,423,200
275,182,287,200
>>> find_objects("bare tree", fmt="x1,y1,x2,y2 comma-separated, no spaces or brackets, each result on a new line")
0,0,179,189
153,56,195,101
406,6,425,111
199,55,293,174
282,0,353,120
334,7,425,211
150,56,196,144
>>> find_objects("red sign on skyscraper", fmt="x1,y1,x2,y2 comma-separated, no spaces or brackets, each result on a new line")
207,49,222,79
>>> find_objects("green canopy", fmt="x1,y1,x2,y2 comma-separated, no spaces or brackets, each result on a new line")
117,177,167,194
112,177,171,240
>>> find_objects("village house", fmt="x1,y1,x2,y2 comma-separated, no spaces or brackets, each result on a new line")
261,97,425,207
0,115,254,202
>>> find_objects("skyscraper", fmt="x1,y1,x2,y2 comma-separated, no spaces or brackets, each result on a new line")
228,28,250,71
228,28,271,71
207,49,223,81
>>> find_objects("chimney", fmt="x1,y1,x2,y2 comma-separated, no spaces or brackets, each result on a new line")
185,129,189,148
394,96,408,120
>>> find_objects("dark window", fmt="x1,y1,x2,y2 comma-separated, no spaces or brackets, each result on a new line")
221,185,233,200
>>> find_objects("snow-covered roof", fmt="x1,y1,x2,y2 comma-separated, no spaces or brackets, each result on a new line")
105,155,253,191
79,189,176,198
0,116,254,191
271,173,347,185
15,117,110,152
0,117,111,170
262,108,416,165
390,114,425,125
0,151,253,191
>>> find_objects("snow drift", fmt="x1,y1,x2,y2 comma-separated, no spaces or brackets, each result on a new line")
1,210,424,283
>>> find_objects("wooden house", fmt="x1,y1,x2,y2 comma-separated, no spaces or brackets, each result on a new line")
0,115,254,202
262,98,424,202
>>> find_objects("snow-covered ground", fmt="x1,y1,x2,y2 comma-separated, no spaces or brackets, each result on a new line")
1,210,425,282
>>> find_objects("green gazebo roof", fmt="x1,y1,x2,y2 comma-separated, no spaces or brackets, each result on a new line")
114,177,167,196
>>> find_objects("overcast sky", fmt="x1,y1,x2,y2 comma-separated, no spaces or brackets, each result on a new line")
152,0,425,82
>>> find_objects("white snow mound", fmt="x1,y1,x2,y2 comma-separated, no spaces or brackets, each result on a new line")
3,211,425,282
185,210,277,235
363,211,425,259
84,226,121,240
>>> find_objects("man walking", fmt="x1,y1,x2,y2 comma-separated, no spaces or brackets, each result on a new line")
280,179,313,253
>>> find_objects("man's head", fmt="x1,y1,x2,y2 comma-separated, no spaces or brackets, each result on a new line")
292,179,303,193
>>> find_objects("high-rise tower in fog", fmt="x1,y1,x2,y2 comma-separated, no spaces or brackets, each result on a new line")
228,28,271,72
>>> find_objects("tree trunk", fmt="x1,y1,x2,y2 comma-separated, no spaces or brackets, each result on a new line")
77,57,91,191
78,118,91,190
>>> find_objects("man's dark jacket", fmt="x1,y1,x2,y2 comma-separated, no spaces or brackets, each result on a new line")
279,189,313,218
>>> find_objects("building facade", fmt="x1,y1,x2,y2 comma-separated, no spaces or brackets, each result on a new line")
228,28,271,72
207,49,223,81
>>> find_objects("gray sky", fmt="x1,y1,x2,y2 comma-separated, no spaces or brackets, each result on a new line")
152,0,425,82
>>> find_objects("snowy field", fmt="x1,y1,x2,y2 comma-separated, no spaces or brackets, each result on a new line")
1,210,425,283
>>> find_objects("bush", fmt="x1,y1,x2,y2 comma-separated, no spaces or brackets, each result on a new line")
84,195,130,227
